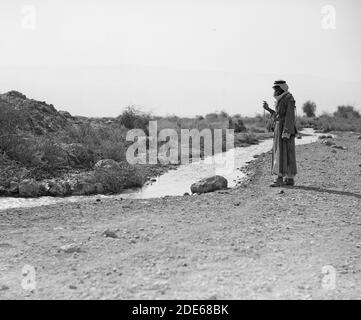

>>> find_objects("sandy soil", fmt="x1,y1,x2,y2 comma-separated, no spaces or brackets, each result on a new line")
0,132,360,300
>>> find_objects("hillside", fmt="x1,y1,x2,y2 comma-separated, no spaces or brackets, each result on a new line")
0,91,162,197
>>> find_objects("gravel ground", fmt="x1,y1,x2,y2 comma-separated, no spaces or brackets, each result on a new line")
0,132,360,299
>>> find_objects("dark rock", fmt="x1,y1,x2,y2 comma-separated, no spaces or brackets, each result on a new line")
332,145,347,150
48,181,71,197
9,181,19,195
324,140,336,146
318,135,333,140
38,181,50,196
0,284,10,291
101,229,118,238
190,175,228,194
19,179,40,197
94,183,104,194
71,182,97,195
59,244,81,254
68,173,98,195
0,186,6,196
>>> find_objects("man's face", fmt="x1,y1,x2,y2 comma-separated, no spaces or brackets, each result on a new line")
273,86,284,96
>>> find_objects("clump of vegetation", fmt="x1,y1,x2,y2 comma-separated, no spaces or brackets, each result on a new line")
302,100,317,117
298,104,361,132
66,123,129,162
117,106,151,134
94,162,144,193
229,118,247,133
333,105,360,119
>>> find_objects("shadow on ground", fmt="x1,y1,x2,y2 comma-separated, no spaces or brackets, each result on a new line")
283,185,361,199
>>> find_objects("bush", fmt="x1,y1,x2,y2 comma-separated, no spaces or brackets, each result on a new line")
333,105,360,119
94,161,144,193
65,123,129,162
234,119,247,133
302,101,317,117
0,99,26,150
235,132,259,145
219,110,229,118
205,113,218,121
117,106,151,133
313,113,361,132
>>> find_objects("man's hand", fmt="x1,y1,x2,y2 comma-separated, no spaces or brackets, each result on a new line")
262,101,270,111
282,132,291,139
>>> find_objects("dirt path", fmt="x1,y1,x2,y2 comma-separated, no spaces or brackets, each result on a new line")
1,132,360,299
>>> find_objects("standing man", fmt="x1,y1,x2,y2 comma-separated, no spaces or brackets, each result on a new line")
263,80,297,187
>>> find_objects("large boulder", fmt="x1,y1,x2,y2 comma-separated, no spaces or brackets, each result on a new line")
9,181,19,195
190,175,228,194
68,173,103,195
48,180,71,197
0,186,6,196
19,179,40,197
71,182,97,195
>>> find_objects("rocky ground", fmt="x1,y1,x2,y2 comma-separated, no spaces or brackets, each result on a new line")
0,132,360,299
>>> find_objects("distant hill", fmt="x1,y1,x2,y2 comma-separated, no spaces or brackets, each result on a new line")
0,90,120,137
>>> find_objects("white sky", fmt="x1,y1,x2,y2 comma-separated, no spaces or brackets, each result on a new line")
0,0,361,117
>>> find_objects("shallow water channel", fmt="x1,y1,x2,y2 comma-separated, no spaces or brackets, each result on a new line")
0,128,322,210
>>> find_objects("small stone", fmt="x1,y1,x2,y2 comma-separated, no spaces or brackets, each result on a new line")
0,285,10,291
69,285,77,290
59,244,81,254
101,229,118,239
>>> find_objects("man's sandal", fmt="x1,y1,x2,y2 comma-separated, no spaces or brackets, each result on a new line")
284,178,295,186
269,177,283,187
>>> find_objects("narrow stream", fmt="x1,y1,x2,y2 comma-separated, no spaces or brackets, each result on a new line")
0,128,322,210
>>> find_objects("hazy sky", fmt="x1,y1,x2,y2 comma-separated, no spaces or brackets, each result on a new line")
0,0,360,117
